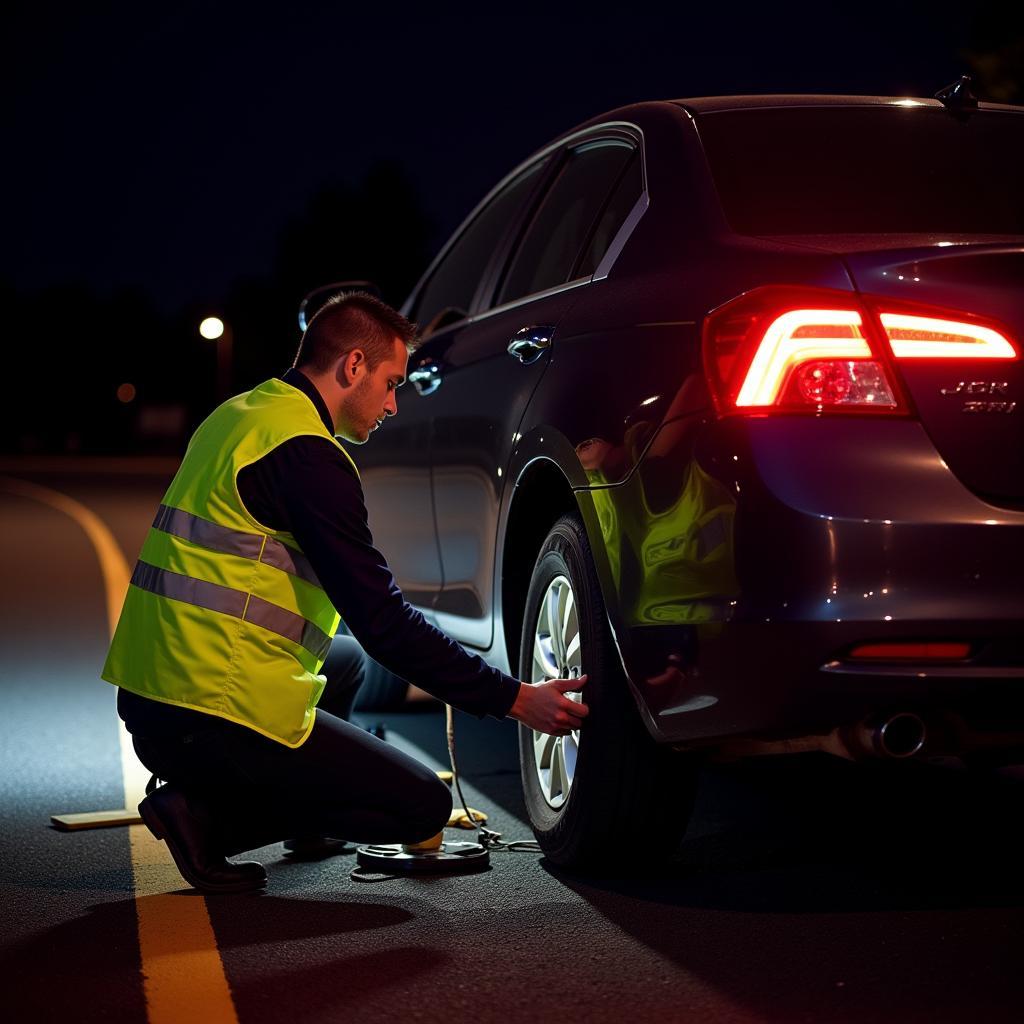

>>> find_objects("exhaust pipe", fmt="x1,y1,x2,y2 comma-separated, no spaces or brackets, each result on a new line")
849,712,927,759
703,712,930,762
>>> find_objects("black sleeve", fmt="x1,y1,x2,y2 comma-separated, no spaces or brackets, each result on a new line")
237,436,522,720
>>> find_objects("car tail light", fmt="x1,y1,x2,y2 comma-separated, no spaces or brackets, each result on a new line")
704,287,1018,416
877,312,1017,360
704,287,903,415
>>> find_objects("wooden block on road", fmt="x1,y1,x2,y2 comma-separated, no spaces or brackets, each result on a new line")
51,808,142,831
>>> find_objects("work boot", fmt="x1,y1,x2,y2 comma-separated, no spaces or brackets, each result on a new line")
139,785,267,894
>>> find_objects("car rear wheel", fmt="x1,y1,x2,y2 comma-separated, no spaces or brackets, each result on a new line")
517,513,699,868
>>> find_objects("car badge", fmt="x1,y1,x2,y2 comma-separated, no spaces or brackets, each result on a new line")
939,381,1015,414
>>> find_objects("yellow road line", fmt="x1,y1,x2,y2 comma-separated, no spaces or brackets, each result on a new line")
0,475,131,637
0,476,238,1024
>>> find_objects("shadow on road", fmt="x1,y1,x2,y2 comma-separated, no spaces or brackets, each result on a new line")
542,755,1024,1021
4,894,436,1020
545,755,1024,909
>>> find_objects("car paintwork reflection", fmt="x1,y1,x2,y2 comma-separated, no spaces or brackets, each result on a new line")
578,416,738,630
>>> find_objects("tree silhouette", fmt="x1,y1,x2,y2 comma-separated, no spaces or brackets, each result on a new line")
0,160,435,454
225,159,435,391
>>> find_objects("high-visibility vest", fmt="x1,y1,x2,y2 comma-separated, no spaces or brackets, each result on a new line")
102,378,358,747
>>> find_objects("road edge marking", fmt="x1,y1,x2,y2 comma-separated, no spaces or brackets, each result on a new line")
0,475,239,1024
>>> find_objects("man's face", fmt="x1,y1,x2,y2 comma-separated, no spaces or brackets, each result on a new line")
338,337,408,444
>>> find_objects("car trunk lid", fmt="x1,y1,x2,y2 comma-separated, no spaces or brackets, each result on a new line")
842,240,1023,505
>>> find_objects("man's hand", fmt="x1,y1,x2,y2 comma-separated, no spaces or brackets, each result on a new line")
507,675,589,736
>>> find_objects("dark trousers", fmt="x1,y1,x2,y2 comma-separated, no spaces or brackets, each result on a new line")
118,637,452,856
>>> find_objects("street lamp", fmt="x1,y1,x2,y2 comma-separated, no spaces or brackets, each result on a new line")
199,316,233,402
199,316,224,340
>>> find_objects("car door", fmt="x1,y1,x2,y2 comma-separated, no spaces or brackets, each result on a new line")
369,158,548,613
351,367,439,609
430,135,639,648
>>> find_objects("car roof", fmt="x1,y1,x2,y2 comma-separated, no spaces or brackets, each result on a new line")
671,94,1024,114
547,93,1023,149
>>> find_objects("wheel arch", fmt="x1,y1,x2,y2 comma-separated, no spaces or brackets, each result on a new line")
500,457,627,684
501,459,578,672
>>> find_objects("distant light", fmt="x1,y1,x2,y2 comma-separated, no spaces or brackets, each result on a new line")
936,241,954,248
199,317,225,340
640,395,660,407
497,467,502,477
117,382,136,403
894,99,925,107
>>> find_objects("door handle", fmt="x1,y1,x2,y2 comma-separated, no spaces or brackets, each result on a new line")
507,325,555,365
409,361,443,396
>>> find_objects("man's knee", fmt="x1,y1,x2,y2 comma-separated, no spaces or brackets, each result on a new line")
405,772,453,843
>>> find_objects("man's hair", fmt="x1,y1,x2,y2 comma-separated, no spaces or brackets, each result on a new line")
294,291,419,374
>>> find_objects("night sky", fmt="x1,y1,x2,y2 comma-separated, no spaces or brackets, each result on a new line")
9,2,1017,316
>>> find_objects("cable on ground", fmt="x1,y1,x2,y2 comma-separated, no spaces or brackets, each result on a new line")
445,703,541,854
348,704,540,881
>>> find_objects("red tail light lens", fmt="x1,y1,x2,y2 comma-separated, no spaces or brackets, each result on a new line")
703,287,903,415
704,287,1019,416
878,312,1017,360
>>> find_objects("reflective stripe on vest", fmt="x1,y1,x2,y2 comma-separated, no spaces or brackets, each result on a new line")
130,560,332,661
152,503,322,588
102,377,351,747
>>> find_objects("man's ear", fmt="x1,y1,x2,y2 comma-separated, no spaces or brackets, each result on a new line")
339,349,365,385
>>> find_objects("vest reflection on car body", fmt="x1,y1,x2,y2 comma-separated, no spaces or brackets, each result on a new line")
330,89,1024,867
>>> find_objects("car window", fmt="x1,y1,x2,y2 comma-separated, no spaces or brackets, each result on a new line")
574,150,643,278
411,161,543,332
496,140,635,306
698,107,1024,234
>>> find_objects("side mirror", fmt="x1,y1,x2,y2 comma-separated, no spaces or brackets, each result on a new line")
298,281,382,332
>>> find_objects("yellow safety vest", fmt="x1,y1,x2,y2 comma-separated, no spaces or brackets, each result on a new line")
102,378,358,747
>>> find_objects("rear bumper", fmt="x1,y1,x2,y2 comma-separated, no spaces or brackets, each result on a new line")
585,415,1024,747
627,618,1024,748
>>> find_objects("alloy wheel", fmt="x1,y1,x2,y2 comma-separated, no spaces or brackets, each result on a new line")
530,574,584,808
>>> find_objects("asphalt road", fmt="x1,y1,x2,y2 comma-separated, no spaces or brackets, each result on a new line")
2,458,1022,1023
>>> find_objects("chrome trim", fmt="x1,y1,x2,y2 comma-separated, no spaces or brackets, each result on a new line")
468,277,592,324
592,188,650,282
507,325,555,364
408,361,443,396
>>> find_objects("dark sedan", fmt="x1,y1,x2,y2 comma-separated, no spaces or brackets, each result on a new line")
315,87,1024,866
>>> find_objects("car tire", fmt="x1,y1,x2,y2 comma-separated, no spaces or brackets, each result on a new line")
517,513,699,868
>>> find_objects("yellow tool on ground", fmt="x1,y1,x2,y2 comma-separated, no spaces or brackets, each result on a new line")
434,770,487,829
